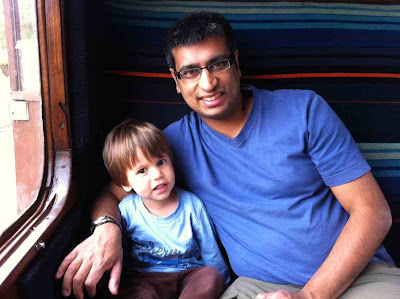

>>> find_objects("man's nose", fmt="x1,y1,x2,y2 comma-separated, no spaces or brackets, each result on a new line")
198,68,217,91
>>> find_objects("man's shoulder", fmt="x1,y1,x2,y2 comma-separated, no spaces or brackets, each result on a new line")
163,111,199,141
255,86,315,101
253,86,318,112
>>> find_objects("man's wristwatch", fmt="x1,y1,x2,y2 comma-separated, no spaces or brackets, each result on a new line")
90,216,122,234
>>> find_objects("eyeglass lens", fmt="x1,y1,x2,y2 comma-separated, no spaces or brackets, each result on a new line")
178,58,232,80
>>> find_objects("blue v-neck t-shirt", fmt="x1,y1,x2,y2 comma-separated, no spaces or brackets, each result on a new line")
164,85,393,285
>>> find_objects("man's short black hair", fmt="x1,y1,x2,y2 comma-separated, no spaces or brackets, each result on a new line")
163,11,237,69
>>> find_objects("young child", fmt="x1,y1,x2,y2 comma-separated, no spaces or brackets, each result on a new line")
102,119,230,298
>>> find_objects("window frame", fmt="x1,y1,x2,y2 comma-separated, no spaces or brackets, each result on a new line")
0,0,73,294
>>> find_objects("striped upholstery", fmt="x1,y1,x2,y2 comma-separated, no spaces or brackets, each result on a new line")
359,143,400,214
103,0,400,138
102,1,400,263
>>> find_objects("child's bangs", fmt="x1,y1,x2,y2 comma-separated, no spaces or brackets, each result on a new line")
136,134,170,163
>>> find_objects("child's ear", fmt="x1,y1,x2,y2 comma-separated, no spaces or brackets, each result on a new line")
122,185,132,192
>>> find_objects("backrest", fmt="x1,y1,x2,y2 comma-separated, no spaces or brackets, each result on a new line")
102,0,400,265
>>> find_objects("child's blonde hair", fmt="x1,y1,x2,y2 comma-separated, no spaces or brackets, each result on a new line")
103,119,173,187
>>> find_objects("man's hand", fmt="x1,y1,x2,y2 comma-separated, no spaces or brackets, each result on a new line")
256,290,309,299
55,223,123,299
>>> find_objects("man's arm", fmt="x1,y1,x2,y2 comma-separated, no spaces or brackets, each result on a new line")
91,182,130,220
55,182,131,299
257,171,392,299
303,171,391,298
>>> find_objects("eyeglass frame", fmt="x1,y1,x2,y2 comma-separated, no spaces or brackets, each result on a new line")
174,53,235,81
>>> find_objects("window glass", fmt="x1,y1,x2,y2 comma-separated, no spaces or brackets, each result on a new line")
0,0,44,234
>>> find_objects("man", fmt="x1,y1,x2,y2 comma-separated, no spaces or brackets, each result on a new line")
56,11,400,299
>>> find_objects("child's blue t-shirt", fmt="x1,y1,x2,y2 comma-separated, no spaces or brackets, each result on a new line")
118,186,230,284
163,85,393,286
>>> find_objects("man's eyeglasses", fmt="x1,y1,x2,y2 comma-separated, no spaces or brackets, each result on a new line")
175,54,235,81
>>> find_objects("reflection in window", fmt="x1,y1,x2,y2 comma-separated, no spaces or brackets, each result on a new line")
0,0,43,234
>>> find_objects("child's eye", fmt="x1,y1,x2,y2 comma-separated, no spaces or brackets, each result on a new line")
138,168,146,174
158,159,166,166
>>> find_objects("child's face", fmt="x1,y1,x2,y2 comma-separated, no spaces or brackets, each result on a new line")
123,149,175,202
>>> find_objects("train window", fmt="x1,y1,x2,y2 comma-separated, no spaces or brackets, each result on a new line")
0,0,72,292
0,0,43,235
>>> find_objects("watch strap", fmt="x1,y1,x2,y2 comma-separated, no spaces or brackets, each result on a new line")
90,215,122,234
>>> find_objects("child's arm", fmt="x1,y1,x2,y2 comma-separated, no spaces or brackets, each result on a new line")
193,203,231,285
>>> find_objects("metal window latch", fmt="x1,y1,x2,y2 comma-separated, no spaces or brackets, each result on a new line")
34,240,45,251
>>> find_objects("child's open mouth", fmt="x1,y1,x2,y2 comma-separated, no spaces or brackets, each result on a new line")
153,184,167,193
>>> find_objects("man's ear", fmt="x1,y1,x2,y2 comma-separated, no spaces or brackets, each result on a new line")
169,68,181,94
122,185,133,192
234,50,242,77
